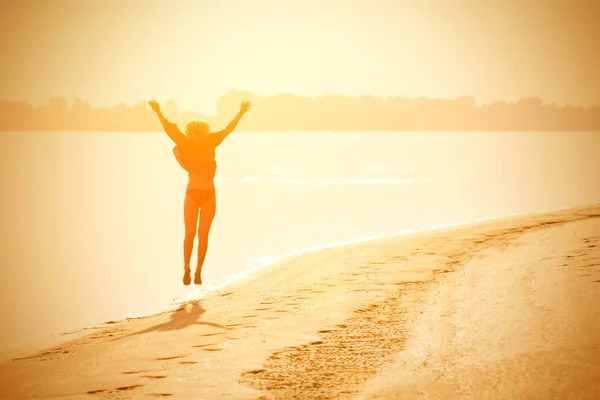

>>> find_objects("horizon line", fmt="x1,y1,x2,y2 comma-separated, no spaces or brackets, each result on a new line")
2,90,600,112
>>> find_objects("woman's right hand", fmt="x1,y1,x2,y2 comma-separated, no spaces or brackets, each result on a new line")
148,100,161,113
239,101,251,114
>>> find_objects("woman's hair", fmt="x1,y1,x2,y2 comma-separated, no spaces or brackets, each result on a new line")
185,119,211,137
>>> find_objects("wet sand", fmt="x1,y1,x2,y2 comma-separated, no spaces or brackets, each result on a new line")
1,204,599,399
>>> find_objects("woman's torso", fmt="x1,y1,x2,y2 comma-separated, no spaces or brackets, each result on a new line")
174,137,218,192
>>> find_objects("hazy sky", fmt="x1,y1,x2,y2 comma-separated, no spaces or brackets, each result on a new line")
1,0,598,114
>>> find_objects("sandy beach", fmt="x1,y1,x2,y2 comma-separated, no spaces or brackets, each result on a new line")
2,204,599,399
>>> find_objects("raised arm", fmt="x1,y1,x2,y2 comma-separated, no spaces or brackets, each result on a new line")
148,100,188,147
212,101,251,146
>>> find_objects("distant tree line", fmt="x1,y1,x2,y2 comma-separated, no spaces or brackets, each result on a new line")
1,90,599,131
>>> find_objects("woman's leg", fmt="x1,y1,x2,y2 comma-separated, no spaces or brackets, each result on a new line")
194,192,216,285
183,194,199,285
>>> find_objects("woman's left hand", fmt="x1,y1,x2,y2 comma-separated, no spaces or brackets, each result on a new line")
148,100,161,113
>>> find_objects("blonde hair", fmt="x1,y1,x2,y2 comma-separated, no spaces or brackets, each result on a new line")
185,119,210,137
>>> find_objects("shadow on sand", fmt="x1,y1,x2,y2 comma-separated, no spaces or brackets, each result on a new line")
114,300,228,341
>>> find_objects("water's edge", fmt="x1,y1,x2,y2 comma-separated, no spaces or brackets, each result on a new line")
81,209,568,316
0,203,578,362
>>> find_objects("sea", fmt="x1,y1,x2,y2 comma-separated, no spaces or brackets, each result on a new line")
1,130,599,357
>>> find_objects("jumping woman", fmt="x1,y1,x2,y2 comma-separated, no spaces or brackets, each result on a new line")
148,99,251,285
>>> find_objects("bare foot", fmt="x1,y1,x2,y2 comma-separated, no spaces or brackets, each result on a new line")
194,269,202,285
183,268,191,286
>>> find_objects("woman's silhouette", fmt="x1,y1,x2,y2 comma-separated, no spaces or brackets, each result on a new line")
149,100,251,285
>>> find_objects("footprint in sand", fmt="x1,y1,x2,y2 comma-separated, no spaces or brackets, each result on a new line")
116,385,144,391
13,354,43,362
14,348,72,361
150,394,173,398
179,361,197,365
91,333,114,339
44,348,66,355
245,369,266,374
122,370,150,375
200,332,225,337
193,343,218,348
86,389,107,394
143,375,167,380
156,356,185,361
88,385,145,395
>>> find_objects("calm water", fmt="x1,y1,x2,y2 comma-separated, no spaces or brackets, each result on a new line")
1,130,599,355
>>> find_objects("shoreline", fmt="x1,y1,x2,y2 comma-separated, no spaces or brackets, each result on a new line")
1,204,571,361
117,202,582,309
1,203,599,399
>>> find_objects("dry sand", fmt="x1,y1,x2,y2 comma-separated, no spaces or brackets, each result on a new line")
1,204,599,399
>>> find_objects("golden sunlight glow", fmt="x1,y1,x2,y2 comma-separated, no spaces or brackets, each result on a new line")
1,0,599,113
1,3,600,397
